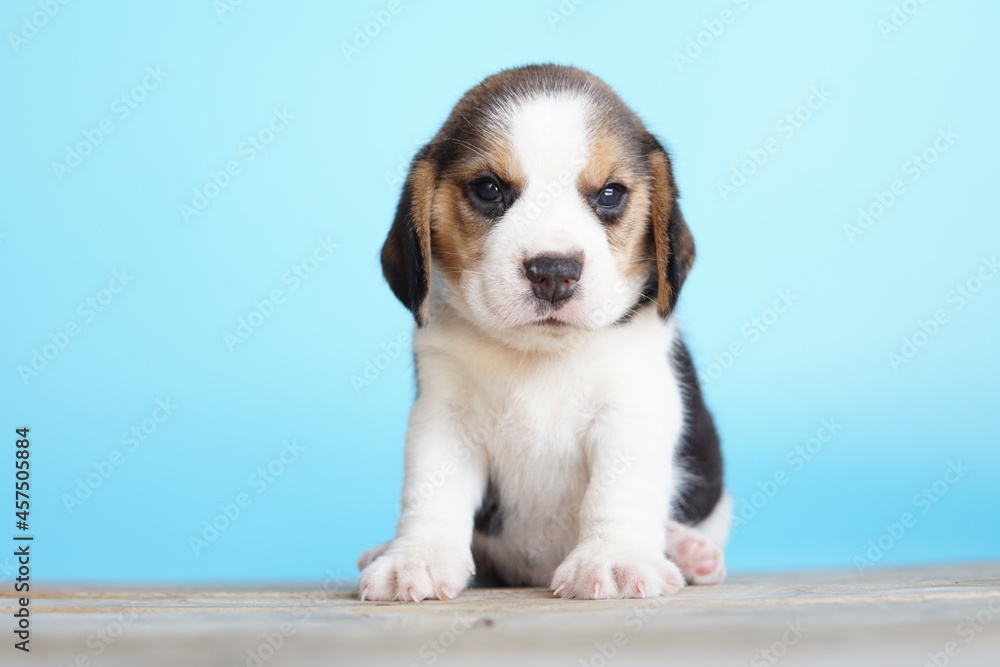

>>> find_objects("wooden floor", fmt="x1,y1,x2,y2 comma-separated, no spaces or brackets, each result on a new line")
5,563,1000,666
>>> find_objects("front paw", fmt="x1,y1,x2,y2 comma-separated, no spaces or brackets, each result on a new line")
356,541,390,571
357,541,474,602
551,538,685,599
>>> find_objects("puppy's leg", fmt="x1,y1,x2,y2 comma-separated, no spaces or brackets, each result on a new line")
666,492,731,585
358,398,487,602
551,410,685,600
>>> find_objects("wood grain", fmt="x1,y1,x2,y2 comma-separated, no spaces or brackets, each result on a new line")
4,563,999,666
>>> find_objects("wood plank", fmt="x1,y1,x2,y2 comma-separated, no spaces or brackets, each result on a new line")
3,562,999,666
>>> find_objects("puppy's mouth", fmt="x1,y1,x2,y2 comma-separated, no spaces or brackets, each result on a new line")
525,301,582,330
529,308,586,330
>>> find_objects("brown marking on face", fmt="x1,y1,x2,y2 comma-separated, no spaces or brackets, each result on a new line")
578,116,661,295
428,180,485,283
578,133,621,193
428,139,526,288
615,184,659,289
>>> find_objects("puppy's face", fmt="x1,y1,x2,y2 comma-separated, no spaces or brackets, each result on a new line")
382,65,695,347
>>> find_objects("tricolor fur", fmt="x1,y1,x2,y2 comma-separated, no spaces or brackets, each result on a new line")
359,64,729,601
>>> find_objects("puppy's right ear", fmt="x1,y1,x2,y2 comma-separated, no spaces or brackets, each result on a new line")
381,145,436,326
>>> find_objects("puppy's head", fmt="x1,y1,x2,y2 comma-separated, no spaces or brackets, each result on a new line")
382,64,694,345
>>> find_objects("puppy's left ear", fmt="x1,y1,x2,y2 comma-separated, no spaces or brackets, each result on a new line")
381,144,436,326
645,135,695,317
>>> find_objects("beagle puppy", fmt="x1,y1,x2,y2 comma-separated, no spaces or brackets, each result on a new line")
357,64,729,601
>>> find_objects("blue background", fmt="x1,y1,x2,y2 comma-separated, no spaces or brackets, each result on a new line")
2,0,998,584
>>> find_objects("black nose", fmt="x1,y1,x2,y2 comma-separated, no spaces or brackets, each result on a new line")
524,255,582,304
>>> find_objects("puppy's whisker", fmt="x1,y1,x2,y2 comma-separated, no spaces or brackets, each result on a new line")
446,137,493,163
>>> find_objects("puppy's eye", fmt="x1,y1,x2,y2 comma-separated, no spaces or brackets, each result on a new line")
596,184,626,208
472,178,503,203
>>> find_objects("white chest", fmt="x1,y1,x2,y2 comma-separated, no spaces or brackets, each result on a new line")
414,308,683,585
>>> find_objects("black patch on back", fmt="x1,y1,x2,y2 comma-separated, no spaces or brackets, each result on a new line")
473,477,503,536
671,338,724,525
